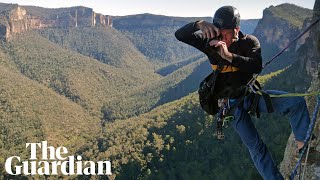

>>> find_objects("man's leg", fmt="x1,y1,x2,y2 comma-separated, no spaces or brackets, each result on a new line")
257,90,311,144
231,106,284,180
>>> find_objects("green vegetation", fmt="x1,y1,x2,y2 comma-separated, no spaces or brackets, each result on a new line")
36,26,158,74
116,26,200,65
156,53,205,76
111,14,209,65
258,68,286,85
101,62,286,121
268,3,313,28
102,57,211,120
264,41,313,93
23,5,88,19
0,59,294,179
4,31,159,116
0,49,100,177
96,92,291,179
96,64,304,179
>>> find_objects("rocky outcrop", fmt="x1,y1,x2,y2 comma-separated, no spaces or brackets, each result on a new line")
252,4,314,74
280,0,320,179
254,8,298,50
0,6,28,39
253,4,313,53
295,18,313,51
0,5,113,40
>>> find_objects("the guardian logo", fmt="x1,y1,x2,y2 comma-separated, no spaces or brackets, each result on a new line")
5,141,112,176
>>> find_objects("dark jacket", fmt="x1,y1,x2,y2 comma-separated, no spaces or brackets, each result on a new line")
175,22,262,99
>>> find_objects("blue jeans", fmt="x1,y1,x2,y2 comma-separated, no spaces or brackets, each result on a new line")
231,90,310,180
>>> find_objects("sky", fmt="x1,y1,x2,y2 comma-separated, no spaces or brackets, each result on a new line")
0,0,316,19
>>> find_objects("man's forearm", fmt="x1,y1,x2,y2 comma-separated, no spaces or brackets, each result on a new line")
175,22,207,53
175,22,198,42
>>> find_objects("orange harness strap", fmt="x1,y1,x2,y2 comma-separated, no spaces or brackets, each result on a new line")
211,64,239,73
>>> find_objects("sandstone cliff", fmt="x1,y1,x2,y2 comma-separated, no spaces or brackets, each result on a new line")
254,3,312,52
0,4,113,40
253,4,313,74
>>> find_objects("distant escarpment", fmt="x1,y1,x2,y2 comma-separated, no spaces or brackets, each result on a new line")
0,4,113,40
254,3,312,51
253,3,313,73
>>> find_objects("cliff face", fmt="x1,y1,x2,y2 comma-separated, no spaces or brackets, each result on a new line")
0,5,113,40
280,0,320,178
254,4,313,51
0,6,28,39
253,4,313,74
254,9,298,51
294,0,320,114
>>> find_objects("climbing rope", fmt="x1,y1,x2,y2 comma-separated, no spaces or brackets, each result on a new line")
289,95,320,180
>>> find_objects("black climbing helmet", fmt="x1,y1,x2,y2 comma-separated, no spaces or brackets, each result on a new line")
213,6,240,29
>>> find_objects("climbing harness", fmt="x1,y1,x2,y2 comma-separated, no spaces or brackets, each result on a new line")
216,98,228,139
215,98,237,140
289,95,320,180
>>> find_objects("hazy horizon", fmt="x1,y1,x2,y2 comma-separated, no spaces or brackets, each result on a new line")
0,0,315,19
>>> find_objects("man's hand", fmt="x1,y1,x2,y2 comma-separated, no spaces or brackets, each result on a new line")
209,40,233,62
195,20,220,39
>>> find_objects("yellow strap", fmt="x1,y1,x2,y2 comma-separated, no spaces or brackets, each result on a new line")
211,64,239,73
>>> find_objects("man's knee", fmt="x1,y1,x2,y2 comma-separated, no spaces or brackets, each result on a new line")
291,96,307,109
295,96,306,104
